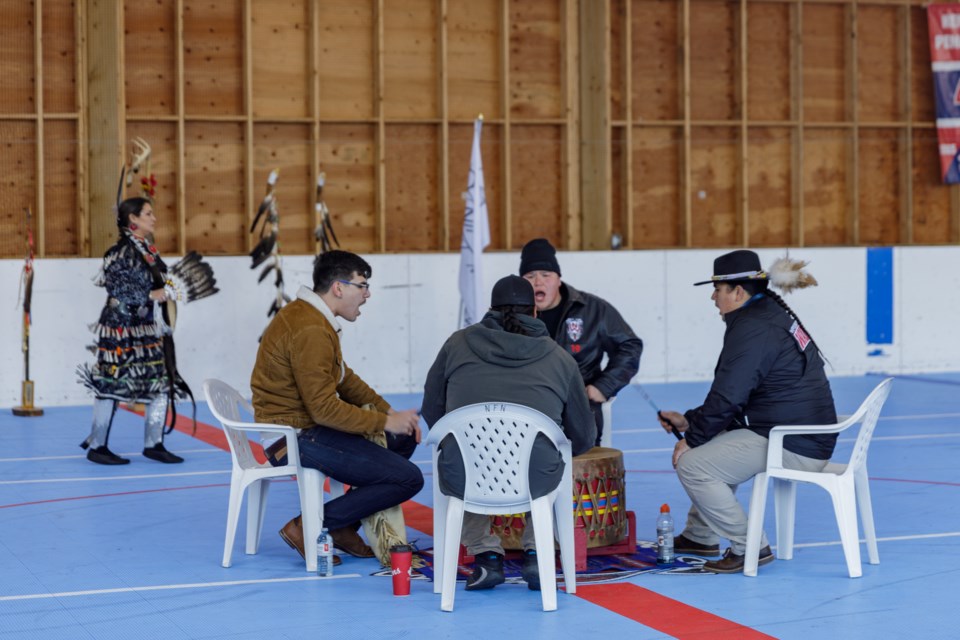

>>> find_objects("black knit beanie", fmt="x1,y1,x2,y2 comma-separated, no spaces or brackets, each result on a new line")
518,238,561,276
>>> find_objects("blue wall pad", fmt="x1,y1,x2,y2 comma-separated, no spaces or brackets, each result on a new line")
866,247,893,344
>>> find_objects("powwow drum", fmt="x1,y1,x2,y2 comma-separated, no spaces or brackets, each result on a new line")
489,446,627,550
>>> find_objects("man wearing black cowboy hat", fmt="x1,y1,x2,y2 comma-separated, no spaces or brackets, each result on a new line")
422,274,595,592
518,238,643,446
657,249,838,573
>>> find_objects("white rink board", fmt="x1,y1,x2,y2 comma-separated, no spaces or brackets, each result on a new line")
2,246,958,408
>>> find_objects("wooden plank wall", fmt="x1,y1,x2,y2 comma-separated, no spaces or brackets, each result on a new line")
1,0,958,258
619,0,958,249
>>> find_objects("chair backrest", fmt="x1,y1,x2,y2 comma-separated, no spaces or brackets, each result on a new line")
843,377,893,473
425,402,571,512
203,378,261,471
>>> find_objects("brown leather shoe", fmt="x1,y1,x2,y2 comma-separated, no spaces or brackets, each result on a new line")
279,516,342,565
704,545,774,574
329,526,375,558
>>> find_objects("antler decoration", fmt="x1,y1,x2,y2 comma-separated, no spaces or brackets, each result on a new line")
250,169,289,320
314,172,340,253
116,137,156,206
768,254,818,294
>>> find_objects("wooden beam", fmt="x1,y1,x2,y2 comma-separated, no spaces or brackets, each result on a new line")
579,0,611,250
790,0,804,247
898,2,912,245
738,0,748,247
845,2,859,245
374,0,386,252
86,0,125,256
622,0,633,248
34,0,46,256
310,0,321,253
175,0,186,255
563,0,581,250
243,0,254,252
681,0,692,247
439,0,450,252
76,0,90,255
501,0,512,249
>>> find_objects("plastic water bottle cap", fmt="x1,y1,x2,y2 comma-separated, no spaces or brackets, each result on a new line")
660,503,670,513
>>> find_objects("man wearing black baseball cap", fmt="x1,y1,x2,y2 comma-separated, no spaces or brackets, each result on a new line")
422,274,594,592
519,238,643,446
657,249,837,573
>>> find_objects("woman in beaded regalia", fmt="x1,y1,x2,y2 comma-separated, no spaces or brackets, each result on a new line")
78,197,184,465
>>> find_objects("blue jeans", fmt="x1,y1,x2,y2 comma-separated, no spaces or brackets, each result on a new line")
274,427,423,531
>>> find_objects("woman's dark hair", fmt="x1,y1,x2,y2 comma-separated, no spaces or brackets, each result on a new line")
117,197,150,231
492,304,536,335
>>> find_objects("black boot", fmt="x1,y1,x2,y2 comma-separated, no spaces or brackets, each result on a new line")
465,552,505,590
87,446,130,465
521,549,542,591
142,442,184,464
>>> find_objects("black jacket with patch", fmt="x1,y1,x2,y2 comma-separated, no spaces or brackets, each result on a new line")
549,283,643,400
683,294,838,460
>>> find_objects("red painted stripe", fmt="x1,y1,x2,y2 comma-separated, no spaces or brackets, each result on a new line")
0,482,231,509
121,404,263,461
575,583,777,640
402,500,435,536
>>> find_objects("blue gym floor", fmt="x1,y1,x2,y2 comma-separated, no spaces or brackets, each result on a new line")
1,373,958,639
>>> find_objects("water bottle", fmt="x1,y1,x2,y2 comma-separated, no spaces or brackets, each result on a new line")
317,527,334,577
656,503,675,565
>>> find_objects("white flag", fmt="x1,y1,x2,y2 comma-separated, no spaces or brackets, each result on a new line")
458,118,491,328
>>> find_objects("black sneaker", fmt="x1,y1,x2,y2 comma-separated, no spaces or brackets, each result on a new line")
674,533,720,556
86,446,130,465
520,549,541,591
465,552,505,591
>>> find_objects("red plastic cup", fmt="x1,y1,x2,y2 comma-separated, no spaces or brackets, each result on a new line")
390,545,413,596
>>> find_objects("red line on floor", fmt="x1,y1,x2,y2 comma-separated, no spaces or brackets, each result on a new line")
0,483,231,509
121,404,260,461
575,583,777,640
871,477,960,487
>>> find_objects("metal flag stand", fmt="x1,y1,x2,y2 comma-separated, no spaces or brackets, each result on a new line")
13,208,43,417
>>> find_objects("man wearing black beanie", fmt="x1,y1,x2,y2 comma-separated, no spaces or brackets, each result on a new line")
519,238,643,446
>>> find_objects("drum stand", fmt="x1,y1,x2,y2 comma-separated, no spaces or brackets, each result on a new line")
573,511,636,571
459,510,637,572
12,321,42,417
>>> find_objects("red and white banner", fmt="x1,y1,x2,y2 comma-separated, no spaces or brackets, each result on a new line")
928,4,960,183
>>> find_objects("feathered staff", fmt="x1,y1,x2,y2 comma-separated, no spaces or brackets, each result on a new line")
314,172,340,253
13,208,43,416
250,169,289,320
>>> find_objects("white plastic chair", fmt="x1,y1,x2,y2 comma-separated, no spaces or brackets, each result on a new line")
203,378,343,572
744,378,893,578
425,402,576,612
599,397,615,448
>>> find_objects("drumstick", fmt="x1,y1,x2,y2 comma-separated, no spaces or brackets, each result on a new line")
634,385,683,440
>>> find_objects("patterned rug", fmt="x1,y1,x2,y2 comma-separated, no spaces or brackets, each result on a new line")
374,541,713,585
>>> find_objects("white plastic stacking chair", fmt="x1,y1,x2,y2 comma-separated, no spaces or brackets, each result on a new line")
599,397,616,448
203,378,343,572
425,402,576,612
744,378,893,578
